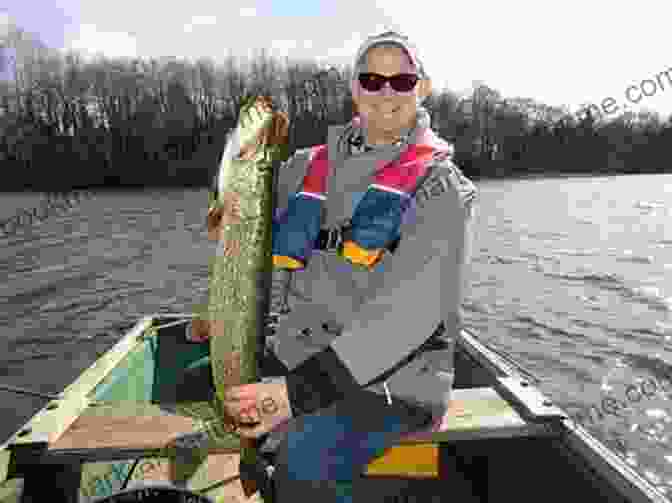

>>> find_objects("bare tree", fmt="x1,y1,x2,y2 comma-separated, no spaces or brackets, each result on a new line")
2,18,671,191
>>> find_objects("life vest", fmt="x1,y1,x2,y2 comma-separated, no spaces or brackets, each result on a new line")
272,131,452,271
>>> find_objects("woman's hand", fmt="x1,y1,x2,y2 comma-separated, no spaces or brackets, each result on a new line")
187,317,211,342
207,191,242,257
222,379,293,439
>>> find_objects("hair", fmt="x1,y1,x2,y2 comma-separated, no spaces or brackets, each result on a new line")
354,42,416,76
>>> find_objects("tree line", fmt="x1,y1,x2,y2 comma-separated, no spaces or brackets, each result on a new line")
1,22,670,192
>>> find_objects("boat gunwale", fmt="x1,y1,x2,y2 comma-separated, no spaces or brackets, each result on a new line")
556,418,669,503
458,328,668,503
0,317,154,483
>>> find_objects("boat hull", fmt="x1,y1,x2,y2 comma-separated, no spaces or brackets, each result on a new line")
0,316,667,502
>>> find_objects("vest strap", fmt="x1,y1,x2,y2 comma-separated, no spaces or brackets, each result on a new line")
315,227,344,252
315,225,401,254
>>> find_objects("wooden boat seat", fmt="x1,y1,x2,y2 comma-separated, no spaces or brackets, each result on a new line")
364,386,528,477
46,387,529,480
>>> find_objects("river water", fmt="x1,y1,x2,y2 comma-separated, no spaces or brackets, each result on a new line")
1,174,672,495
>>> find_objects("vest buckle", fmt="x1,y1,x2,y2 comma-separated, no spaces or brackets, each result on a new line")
316,226,344,252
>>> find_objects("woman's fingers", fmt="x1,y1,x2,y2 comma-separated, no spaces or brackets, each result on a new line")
222,193,241,217
186,318,210,342
237,404,260,425
224,395,256,410
224,384,258,400
222,400,260,434
220,381,291,439
207,192,242,240
236,423,265,439
206,207,222,239
188,318,210,342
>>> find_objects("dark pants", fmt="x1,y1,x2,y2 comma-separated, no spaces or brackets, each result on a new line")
174,348,432,502
271,392,431,503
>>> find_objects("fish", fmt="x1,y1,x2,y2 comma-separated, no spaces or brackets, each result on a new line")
166,96,289,501
208,95,288,495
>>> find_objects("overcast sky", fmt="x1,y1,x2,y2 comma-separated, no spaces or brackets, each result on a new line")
2,0,671,119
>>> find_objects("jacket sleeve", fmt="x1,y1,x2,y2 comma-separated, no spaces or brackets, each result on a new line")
271,148,326,270
274,148,313,220
285,159,478,415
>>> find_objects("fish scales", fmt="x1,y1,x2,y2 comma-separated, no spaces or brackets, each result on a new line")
208,95,285,389
164,97,287,501
208,96,289,500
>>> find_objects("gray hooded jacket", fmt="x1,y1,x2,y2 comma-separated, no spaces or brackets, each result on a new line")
270,107,478,417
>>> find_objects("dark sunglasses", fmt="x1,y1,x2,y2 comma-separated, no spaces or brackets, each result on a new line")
357,73,419,93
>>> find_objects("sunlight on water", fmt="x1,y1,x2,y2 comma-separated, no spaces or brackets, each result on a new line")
626,451,639,466
590,357,672,493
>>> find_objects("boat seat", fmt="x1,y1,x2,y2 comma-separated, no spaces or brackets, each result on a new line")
38,386,534,482
275,386,533,479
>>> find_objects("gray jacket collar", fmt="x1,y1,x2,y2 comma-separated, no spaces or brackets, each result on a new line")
333,107,432,159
